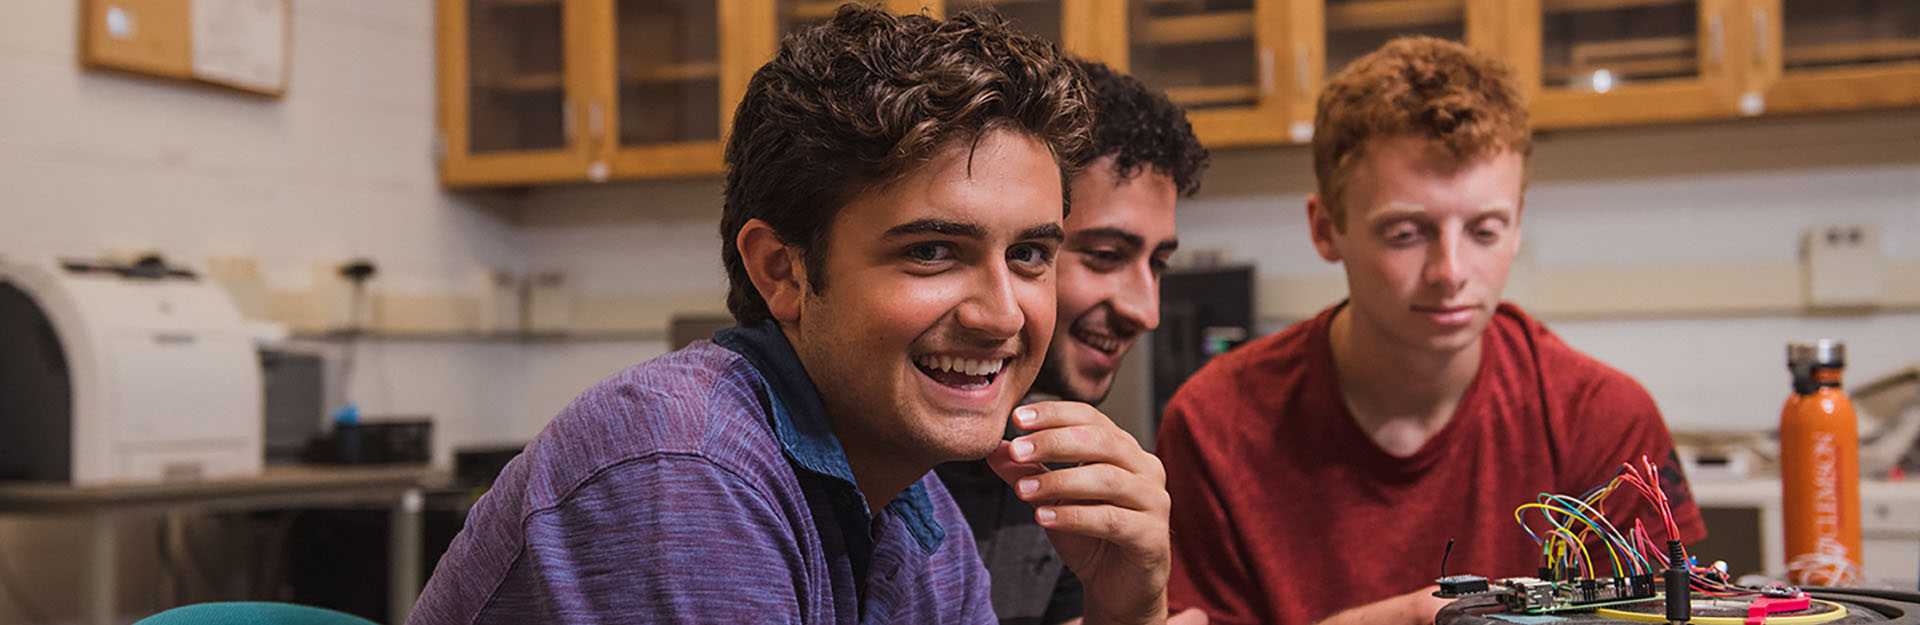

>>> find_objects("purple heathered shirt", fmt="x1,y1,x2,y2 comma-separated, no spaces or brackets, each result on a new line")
409,329,995,625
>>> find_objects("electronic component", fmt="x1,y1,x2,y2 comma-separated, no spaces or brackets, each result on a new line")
1486,575,1659,614
1435,575,1490,597
1759,584,1803,599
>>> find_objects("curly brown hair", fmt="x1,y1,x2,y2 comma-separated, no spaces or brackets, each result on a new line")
720,6,1093,326
1076,59,1208,197
1312,36,1529,230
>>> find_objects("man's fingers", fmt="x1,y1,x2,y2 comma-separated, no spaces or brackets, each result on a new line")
1014,463,1168,513
985,440,1047,485
1011,401,1108,429
1009,426,1161,481
1035,504,1169,558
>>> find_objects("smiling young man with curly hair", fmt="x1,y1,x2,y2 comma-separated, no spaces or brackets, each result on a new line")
936,59,1208,625
410,7,1175,625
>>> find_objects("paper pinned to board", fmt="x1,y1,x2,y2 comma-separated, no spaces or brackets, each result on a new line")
190,0,288,94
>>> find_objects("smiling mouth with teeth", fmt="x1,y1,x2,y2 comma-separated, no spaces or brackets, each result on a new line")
1070,325,1124,354
913,354,1008,390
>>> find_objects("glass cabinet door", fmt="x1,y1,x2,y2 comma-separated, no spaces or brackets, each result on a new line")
441,0,592,186
1753,0,1920,115
1323,0,1470,77
1779,0,1920,73
1516,0,1741,128
467,0,569,153
1129,0,1261,112
1121,0,1292,146
612,0,722,147
778,0,872,37
947,0,1063,41
1543,0,1708,91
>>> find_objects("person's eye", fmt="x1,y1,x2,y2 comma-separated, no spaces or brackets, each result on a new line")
1080,248,1124,271
1149,253,1172,276
1471,219,1507,243
906,242,955,264
1382,224,1423,246
1008,243,1056,273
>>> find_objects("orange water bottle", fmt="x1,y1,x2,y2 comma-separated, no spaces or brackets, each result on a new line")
1780,339,1862,586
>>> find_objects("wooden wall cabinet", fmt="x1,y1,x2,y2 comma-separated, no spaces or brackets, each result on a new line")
1514,0,1749,129
438,0,774,187
438,0,1920,186
1515,0,1920,129
1741,0,1920,117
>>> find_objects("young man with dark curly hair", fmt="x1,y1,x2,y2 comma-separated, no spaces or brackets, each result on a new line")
1156,37,1705,625
411,8,1174,625
935,59,1209,625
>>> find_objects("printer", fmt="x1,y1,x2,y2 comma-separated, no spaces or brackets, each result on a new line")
0,255,263,485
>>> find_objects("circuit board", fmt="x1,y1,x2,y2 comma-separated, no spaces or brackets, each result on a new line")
1437,574,1659,614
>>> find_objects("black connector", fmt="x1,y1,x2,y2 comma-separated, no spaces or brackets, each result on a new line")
1666,539,1690,624
1436,575,1490,597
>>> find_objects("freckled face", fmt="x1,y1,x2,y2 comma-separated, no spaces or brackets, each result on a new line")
1313,135,1525,356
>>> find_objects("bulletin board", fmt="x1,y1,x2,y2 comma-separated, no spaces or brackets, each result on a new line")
80,0,292,97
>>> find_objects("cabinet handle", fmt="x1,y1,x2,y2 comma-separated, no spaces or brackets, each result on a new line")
588,101,605,142
1260,49,1274,95
1752,8,1768,69
1707,12,1724,69
1293,44,1309,95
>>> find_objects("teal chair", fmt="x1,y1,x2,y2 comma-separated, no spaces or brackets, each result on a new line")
134,602,381,625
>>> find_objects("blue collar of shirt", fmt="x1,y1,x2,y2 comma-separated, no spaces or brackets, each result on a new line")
714,321,947,554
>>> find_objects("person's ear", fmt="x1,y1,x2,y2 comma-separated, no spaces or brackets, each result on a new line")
1307,193,1342,263
736,219,806,323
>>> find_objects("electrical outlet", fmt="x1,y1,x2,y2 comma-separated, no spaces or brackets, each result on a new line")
1802,225,1882,309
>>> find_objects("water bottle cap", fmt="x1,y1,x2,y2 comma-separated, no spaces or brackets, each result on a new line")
1787,339,1845,368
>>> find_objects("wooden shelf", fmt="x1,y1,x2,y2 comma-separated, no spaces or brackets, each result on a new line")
1163,84,1259,107
477,0,561,7
1569,35,1690,66
1543,57,1696,83
787,0,860,21
1784,39,1920,68
475,72,564,92
1136,11,1254,46
1543,0,1690,14
1326,0,1463,32
619,61,721,84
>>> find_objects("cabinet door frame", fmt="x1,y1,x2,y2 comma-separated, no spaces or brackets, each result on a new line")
1304,0,1510,145
1742,0,1920,116
437,0,599,187
1089,0,1295,148
1513,0,1744,129
599,0,769,180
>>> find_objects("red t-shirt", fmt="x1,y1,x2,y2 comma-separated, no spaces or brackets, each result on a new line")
1159,302,1706,625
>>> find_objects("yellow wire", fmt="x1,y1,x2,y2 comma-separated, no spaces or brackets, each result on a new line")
1595,599,1849,624
1552,528,1592,575
1518,501,1630,576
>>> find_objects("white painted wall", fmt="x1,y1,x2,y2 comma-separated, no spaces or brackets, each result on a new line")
0,1,532,466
